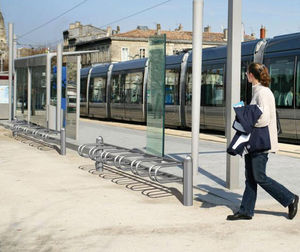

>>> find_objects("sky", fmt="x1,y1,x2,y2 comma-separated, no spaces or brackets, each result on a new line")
1,0,300,48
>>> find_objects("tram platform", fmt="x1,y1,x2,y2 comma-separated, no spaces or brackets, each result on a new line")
67,118,300,207
0,122,299,251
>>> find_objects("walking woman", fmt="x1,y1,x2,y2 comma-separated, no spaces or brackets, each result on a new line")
227,63,298,220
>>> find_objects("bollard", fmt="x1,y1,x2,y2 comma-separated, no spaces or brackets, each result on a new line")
96,136,103,145
60,128,66,155
183,155,193,206
95,136,103,171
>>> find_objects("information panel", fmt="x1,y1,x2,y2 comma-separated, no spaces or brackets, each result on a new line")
146,35,166,157
0,85,8,103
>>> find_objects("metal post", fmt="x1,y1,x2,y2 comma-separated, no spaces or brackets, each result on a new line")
46,53,51,129
76,55,81,140
183,155,193,206
13,34,17,119
60,128,66,155
27,68,31,123
56,43,62,131
226,0,242,189
95,136,104,172
8,23,14,121
192,0,203,183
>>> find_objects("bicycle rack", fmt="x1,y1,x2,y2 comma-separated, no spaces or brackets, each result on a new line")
0,119,66,155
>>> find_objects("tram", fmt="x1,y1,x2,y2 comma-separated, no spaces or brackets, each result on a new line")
80,32,300,143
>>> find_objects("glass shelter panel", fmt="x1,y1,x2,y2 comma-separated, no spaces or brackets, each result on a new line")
146,35,166,157
50,56,57,106
64,55,79,139
265,57,295,107
30,66,47,127
15,68,28,120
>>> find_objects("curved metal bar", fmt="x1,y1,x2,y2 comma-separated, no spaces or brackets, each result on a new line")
150,162,182,183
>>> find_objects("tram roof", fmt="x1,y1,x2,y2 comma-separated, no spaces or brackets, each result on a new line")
112,58,147,72
90,64,110,77
265,32,300,54
80,67,91,78
187,39,263,63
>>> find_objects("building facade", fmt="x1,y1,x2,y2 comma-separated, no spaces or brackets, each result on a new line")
0,9,7,71
64,23,256,67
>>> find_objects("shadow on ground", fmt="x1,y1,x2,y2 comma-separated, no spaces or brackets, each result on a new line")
78,164,184,204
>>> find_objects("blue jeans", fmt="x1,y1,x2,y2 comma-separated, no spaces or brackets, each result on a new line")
239,152,295,216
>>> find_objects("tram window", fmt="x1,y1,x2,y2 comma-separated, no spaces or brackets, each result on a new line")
90,76,106,103
124,72,143,104
185,68,192,105
241,62,251,104
80,77,87,102
296,58,300,108
202,64,224,106
165,69,180,105
265,57,295,107
111,74,122,103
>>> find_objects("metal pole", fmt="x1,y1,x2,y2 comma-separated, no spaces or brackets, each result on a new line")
56,43,62,131
46,53,51,129
60,128,66,155
27,68,31,123
8,23,14,121
226,0,242,189
95,136,104,172
13,34,17,119
183,155,193,206
76,55,81,140
192,0,203,184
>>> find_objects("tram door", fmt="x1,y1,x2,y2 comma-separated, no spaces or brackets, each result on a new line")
295,57,300,141
202,64,225,130
124,71,144,122
110,73,125,119
240,61,252,105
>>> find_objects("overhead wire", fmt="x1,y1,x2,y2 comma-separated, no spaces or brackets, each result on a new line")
19,0,89,38
18,0,172,47
98,0,172,28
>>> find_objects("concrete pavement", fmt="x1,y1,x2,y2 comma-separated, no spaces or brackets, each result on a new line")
1,121,300,251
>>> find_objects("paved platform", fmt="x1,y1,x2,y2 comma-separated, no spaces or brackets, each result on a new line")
68,118,300,206
0,124,300,251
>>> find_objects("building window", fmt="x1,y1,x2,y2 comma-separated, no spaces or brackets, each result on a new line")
121,47,129,61
139,48,146,58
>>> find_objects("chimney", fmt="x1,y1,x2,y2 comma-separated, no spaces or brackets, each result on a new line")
204,25,211,33
156,23,161,35
223,28,228,40
107,26,112,37
260,25,266,39
176,24,183,31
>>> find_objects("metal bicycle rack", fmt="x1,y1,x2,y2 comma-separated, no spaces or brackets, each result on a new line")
78,136,193,206
1,119,66,155
78,136,182,183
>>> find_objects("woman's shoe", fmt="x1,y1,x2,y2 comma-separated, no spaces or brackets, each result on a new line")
227,212,252,221
288,195,299,220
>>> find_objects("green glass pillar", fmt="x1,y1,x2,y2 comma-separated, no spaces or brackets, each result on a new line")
146,35,166,157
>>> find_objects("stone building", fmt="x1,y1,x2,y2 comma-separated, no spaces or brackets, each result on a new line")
63,22,108,52
0,8,8,71
64,23,256,67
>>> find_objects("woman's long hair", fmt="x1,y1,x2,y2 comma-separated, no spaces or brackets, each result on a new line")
248,63,271,87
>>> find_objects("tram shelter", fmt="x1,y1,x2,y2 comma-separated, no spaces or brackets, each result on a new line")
13,51,93,140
